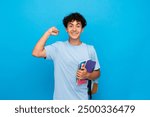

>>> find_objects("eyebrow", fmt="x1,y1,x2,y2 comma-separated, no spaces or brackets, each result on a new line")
68,22,81,25
76,22,82,25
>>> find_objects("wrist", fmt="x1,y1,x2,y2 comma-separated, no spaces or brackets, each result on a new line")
45,31,51,37
86,72,91,79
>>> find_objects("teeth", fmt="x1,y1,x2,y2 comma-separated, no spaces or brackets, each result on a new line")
72,32,78,35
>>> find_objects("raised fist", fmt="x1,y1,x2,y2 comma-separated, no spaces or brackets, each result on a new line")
47,27,59,36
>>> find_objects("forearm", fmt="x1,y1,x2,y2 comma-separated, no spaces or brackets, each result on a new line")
33,32,49,54
86,70,100,80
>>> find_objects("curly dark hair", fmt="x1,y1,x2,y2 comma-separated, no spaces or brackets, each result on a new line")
63,12,87,28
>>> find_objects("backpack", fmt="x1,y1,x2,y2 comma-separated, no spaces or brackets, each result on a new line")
87,45,98,99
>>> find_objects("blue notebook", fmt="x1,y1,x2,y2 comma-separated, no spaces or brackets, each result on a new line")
85,60,96,73
77,60,96,85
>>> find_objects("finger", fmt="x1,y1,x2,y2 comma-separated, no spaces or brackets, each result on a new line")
52,30,59,34
77,70,82,74
52,28,59,32
81,64,85,70
51,31,59,35
77,69,84,73
53,27,59,32
76,74,81,79
76,75,79,79
77,72,84,79
76,72,81,77
51,27,59,33
77,76,82,80
51,33,58,36
77,71,83,76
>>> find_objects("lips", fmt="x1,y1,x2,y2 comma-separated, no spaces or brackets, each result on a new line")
71,32,78,36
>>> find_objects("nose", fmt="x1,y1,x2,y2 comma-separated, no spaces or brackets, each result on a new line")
72,26,77,31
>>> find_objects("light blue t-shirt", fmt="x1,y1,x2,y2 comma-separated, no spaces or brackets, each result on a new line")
45,41,100,100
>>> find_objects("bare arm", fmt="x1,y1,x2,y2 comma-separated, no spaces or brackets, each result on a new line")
32,27,59,58
76,66,100,80
86,70,100,80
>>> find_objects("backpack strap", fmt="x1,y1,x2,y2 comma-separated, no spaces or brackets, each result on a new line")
88,80,92,99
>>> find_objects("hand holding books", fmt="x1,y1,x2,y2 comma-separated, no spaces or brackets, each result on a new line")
76,60,96,85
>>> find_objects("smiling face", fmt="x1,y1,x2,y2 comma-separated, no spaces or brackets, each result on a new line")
66,20,83,40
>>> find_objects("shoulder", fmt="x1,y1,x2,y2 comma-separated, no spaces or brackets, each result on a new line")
46,41,65,47
84,43,95,51
84,43,98,56
53,41,64,45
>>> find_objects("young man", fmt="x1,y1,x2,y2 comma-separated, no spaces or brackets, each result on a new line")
32,12,100,100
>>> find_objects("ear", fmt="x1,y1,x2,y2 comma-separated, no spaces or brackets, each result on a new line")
66,28,68,32
81,28,84,32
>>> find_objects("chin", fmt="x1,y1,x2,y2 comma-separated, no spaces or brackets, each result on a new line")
71,37,79,40
70,35,80,40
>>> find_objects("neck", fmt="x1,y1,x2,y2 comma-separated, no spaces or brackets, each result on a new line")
68,38,82,46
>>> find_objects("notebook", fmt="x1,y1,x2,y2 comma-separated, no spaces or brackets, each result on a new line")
77,60,96,85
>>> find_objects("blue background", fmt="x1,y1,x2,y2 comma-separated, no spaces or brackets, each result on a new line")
0,0,150,100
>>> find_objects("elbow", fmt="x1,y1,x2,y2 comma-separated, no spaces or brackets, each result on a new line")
32,48,46,58
96,69,101,78
32,50,40,57
98,70,101,77
97,71,100,78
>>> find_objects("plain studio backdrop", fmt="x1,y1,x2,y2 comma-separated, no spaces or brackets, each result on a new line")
0,0,150,99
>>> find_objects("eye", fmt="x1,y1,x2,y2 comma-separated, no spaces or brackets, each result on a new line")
77,25,81,28
68,25,73,28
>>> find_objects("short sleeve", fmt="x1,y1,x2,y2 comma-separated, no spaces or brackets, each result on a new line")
44,43,58,60
89,46,100,84
90,46,100,71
